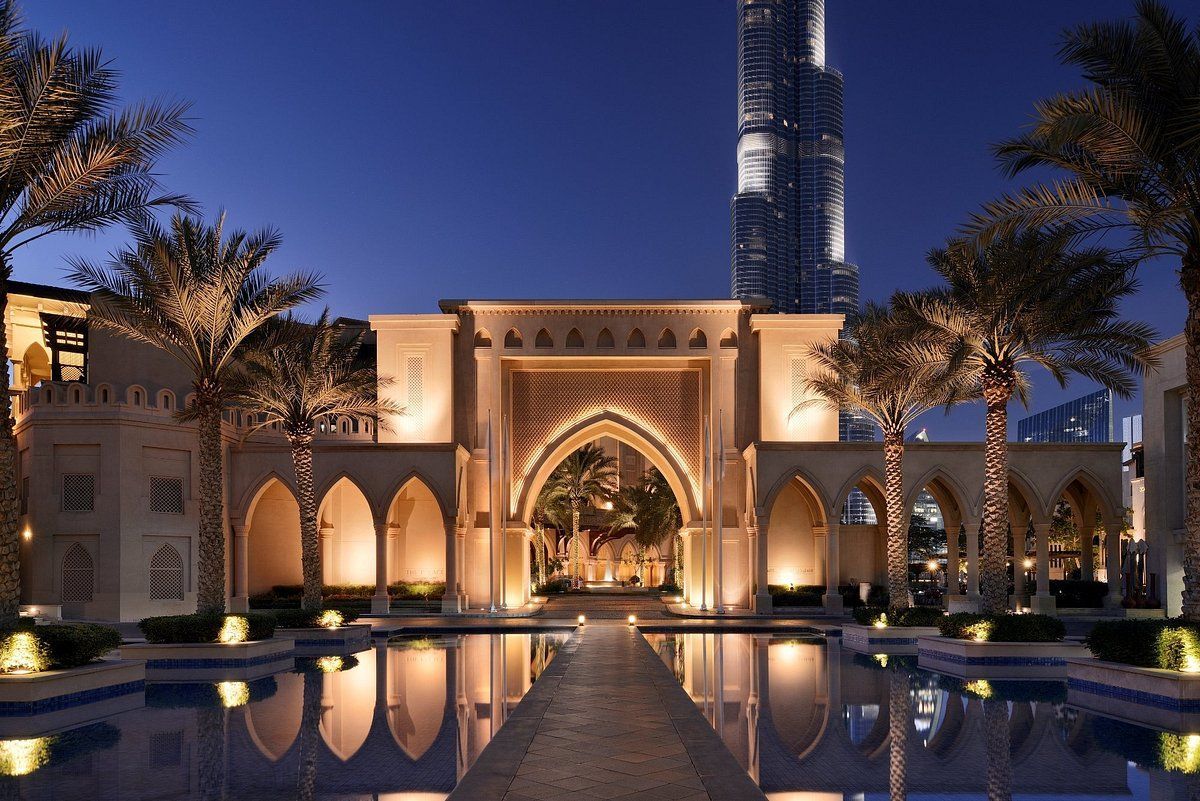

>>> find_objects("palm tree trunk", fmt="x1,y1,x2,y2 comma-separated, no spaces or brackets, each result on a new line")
884,433,910,611
535,526,547,586
982,698,1012,801
1180,253,1200,620
196,392,227,614
981,376,1013,615
0,258,19,627
888,670,909,801
571,502,581,579
298,668,321,801
289,428,321,611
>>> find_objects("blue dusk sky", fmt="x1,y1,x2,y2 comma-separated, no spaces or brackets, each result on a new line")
16,1,1192,441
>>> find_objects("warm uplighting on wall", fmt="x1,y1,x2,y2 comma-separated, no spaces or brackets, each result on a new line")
218,616,249,644
319,610,344,629
0,737,51,776
217,681,249,708
0,632,47,674
627,615,637,626
316,656,345,673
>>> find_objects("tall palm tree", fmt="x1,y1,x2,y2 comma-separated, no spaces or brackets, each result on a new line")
605,468,681,582
799,302,964,612
533,481,571,584
965,1,1200,618
0,2,192,625
895,230,1155,614
228,312,399,611
541,443,618,579
69,213,322,613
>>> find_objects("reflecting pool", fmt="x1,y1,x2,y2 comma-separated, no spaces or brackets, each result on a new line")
1,631,567,800
644,632,1200,801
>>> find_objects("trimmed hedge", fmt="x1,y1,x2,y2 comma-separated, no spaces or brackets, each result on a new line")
938,612,1065,642
271,608,361,629
768,584,824,607
248,581,445,608
1050,579,1108,608
658,583,682,595
851,606,944,627
535,578,571,594
139,612,276,644
1084,618,1200,669
0,623,121,670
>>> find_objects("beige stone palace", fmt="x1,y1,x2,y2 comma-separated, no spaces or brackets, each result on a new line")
10,286,1127,622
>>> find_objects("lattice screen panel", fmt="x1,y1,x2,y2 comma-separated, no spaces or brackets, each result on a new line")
60,543,94,603
61,473,94,512
149,476,185,514
509,369,702,503
405,354,424,428
148,544,185,600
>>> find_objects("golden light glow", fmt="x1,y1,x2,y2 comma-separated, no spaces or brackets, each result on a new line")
964,621,994,643
316,655,345,673
873,654,889,667
20,528,30,541
873,613,888,629
217,681,249,707
577,615,586,625
218,616,249,644
0,737,51,776
964,679,993,699
0,632,48,674
319,610,344,629
1161,733,1200,773
627,615,637,626
1160,627,1200,672
1023,558,1034,570
926,560,938,573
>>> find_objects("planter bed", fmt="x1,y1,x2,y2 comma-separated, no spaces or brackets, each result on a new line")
275,624,371,654
120,638,294,682
842,623,940,654
917,635,1086,678
1067,657,1200,732
0,659,144,737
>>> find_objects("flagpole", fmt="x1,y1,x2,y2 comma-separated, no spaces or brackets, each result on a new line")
715,409,726,614
500,413,509,610
487,409,497,613
701,415,709,612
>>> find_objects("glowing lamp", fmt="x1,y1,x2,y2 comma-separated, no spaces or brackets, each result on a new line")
0,737,50,777
926,560,938,573
216,681,249,708
20,529,30,541
218,616,249,644
1023,558,1034,570
0,632,47,674
627,615,637,626
577,615,586,625
316,655,345,673
318,609,344,629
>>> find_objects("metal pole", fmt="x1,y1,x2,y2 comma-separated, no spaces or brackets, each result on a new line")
701,416,709,611
715,410,726,613
500,414,508,609
488,410,497,613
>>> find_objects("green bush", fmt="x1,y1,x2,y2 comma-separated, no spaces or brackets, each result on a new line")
271,608,362,629
248,582,445,606
1050,579,1108,608
938,612,1064,642
852,606,944,627
0,623,121,670
139,612,276,644
1085,619,1200,669
658,582,682,595
535,578,571,594
768,584,824,606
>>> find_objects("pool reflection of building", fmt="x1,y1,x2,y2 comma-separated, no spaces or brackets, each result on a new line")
11,633,558,799
650,634,1131,797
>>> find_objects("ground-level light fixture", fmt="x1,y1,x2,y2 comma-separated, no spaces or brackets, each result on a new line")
0,632,47,674
627,615,637,626
218,616,249,644
577,615,586,625
319,609,344,629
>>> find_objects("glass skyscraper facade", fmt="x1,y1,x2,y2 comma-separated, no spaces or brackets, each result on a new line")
1017,389,1115,444
731,0,874,523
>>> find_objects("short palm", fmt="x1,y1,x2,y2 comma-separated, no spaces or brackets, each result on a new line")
229,311,400,610
895,230,1155,613
0,4,191,623
69,213,322,613
542,443,618,578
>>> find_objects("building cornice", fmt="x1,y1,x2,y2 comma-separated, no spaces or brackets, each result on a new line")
438,298,773,315
368,314,460,332
749,313,844,331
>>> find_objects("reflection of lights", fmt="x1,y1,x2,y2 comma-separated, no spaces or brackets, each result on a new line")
873,654,888,667
627,615,637,626
319,610,344,629
0,632,47,674
219,616,248,644
316,656,344,673
778,642,801,664
217,681,249,707
0,737,51,776
964,679,993,699
1162,733,1200,773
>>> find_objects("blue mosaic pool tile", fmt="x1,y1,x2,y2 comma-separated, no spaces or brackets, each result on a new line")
0,679,144,717
917,648,1067,666
144,650,293,669
1068,677,1200,712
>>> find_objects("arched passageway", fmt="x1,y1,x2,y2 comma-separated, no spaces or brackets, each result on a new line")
319,477,377,586
386,478,447,584
246,478,302,595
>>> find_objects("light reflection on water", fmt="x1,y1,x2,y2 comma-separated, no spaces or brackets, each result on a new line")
643,632,1200,801
0,631,567,800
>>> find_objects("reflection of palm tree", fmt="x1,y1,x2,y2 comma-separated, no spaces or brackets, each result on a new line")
983,699,1012,801
298,670,322,801
197,707,226,801
888,671,909,801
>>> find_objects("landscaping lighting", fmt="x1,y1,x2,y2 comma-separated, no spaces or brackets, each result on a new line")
1023,558,1034,570
1162,733,1200,773
873,654,889,667
964,679,993,699
217,681,249,708
0,737,51,777
873,613,888,629
218,616,249,644
318,609,344,629
577,615,586,625
964,621,994,643
627,615,637,626
0,632,47,674
316,656,345,673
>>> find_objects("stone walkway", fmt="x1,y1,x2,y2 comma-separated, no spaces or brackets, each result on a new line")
448,624,766,801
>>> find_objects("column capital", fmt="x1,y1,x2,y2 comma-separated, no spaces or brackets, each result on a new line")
231,522,247,538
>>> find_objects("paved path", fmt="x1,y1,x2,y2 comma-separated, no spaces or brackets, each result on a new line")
448,624,765,801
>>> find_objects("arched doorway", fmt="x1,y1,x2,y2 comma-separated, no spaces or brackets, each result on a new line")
319,477,376,586
246,478,302,595
385,477,447,586
765,476,829,591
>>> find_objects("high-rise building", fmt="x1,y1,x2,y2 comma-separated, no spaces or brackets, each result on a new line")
730,0,874,522
1017,389,1115,444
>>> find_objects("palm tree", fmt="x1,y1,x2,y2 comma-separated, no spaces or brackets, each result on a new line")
532,481,571,584
799,302,964,612
605,468,681,583
227,312,399,611
541,443,618,580
965,1,1200,617
895,230,1155,614
0,2,192,625
69,213,322,613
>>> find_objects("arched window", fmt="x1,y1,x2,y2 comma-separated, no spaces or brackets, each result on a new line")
60,543,94,603
719,328,738,348
657,329,676,348
596,328,615,348
504,328,523,348
474,329,492,348
148,544,185,601
689,328,707,348
158,390,174,411
535,328,554,348
566,328,584,348
627,328,646,348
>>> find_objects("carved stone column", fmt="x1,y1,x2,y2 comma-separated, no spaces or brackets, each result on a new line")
1030,522,1056,615
822,521,843,613
442,518,462,613
230,522,248,613
372,521,390,614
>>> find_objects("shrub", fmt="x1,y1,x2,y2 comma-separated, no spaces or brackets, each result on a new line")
271,608,362,629
658,582,682,595
1049,579,1108,608
852,606,943,627
0,623,121,670
938,612,1064,642
768,584,824,606
139,612,276,644
535,578,571,594
1085,618,1200,669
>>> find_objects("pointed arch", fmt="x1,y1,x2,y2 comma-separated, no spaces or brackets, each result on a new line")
385,473,448,584
904,466,975,522
992,467,1048,525
318,475,378,586
1046,467,1120,523
60,542,94,604
504,328,523,348
719,328,738,348
235,470,299,523
21,341,50,387
596,327,615,348
761,467,833,526
245,476,302,595
473,328,492,348
565,328,584,348
832,465,887,523
688,328,707,348
657,328,676,348
535,328,554,348
627,328,646,348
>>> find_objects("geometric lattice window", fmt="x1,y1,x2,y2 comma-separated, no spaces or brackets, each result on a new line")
60,543,94,603
149,476,184,514
148,544,184,601
41,313,88,383
62,473,94,512
405,354,424,428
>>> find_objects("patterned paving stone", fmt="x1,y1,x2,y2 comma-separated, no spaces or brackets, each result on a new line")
447,624,765,801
